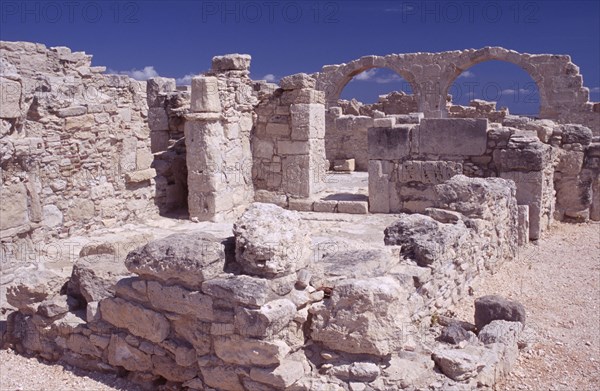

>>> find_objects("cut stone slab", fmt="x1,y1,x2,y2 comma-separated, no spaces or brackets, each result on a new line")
125,232,226,290
417,118,488,156
333,159,355,172
337,200,368,214
212,54,251,71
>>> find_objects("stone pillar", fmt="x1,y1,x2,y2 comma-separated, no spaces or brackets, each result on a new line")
517,205,530,246
185,75,224,222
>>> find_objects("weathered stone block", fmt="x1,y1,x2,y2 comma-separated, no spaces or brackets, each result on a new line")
313,200,337,212
249,359,305,388
214,335,290,366
234,299,296,337
147,77,175,107
0,77,21,118
100,298,170,343
474,295,526,329
191,76,221,113
107,334,152,372
417,118,488,156
517,205,530,246
398,161,462,185
148,107,169,131
333,159,355,172
290,103,325,140
125,232,225,290
368,126,411,160
0,182,29,232
56,105,87,118
212,53,251,71
233,203,311,278
202,275,274,307
337,200,368,214
288,198,314,211
125,168,156,183
368,160,390,213
280,73,316,90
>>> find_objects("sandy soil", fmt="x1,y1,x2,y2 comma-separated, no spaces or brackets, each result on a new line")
1,221,598,390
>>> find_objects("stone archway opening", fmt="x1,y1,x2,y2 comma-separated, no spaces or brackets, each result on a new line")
320,67,417,206
446,60,542,120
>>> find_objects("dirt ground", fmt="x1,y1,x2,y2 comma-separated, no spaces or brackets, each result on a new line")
0,221,598,391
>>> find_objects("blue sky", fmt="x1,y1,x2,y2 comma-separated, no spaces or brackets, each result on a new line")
1,0,598,114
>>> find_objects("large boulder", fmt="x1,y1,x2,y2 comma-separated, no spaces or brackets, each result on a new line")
125,232,226,290
474,295,526,330
233,203,311,278
310,277,409,356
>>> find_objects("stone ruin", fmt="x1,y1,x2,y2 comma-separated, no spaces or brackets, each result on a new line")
0,41,599,390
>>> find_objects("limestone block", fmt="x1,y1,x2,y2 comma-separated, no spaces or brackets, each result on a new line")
282,155,311,198
493,143,552,172
65,114,94,131
277,140,309,155
42,205,63,228
191,76,221,113
337,200,368,214
333,159,355,172
213,335,290,366
398,161,462,185
313,200,338,213
56,105,87,118
66,199,95,221
281,88,325,105
100,297,170,343
202,275,275,307
136,148,154,170
151,355,197,382
233,203,311,277
478,320,523,345
368,160,390,213
555,150,584,175
288,198,314,212
254,190,288,207
368,126,411,160
310,277,409,356
280,73,317,90
0,182,29,231
431,347,481,381
212,53,251,71
517,205,530,246
249,359,305,388
560,124,593,146
265,121,290,137
499,171,544,239
373,117,396,128
290,103,325,140
147,280,214,321
125,232,225,290
120,136,138,172
0,77,21,118
148,107,169,131
235,299,297,337
125,168,156,183
68,254,130,303
200,367,244,391
147,77,176,107
417,118,488,156
107,334,152,372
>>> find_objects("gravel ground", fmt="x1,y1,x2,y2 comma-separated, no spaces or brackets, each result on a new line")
0,221,598,390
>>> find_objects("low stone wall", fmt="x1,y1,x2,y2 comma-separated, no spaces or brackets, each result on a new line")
368,117,597,239
3,176,522,390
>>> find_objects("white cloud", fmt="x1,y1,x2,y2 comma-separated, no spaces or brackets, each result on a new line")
351,69,403,84
353,69,378,81
176,73,196,85
263,74,278,82
458,70,475,79
590,87,600,93
108,66,159,81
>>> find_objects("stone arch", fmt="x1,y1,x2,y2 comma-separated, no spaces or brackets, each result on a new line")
315,55,418,108
439,47,584,119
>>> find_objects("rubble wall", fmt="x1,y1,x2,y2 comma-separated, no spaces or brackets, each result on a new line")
0,41,157,249
3,178,521,390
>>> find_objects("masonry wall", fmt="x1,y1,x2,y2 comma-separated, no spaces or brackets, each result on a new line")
0,42,157,254
252,73,327,201
367,118,585,240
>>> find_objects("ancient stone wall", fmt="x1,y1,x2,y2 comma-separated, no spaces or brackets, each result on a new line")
0,41,156,251
314,47,599,135
3,182,522,390
252,73,327,201
366,118,592,239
